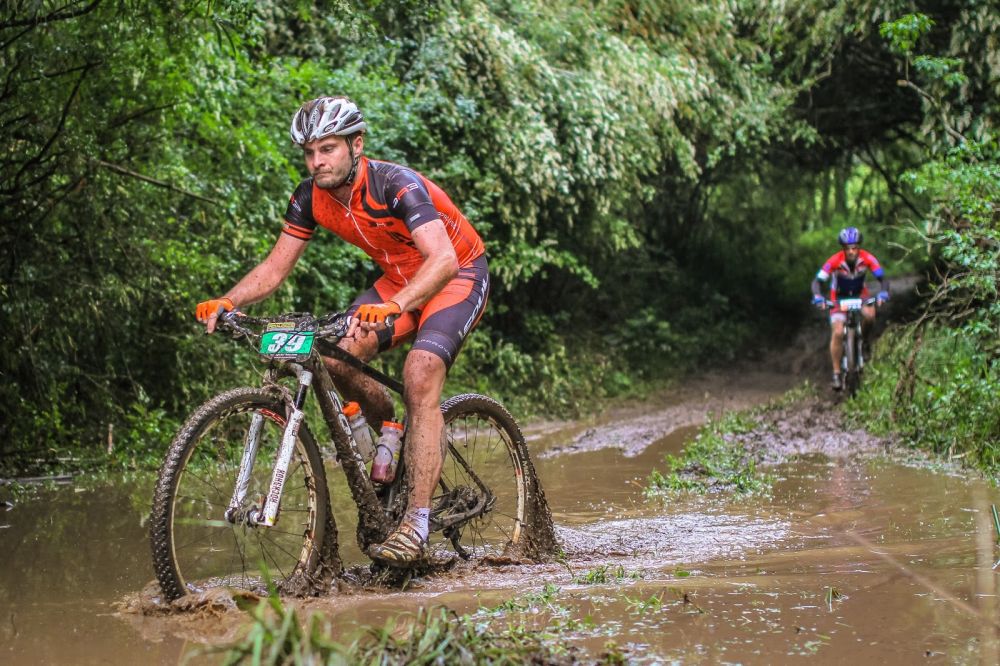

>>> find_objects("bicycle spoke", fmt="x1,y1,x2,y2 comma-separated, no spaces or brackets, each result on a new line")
258,533,301,566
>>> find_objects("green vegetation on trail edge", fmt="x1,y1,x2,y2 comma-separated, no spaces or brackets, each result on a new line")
572,564,643,585
841,18,1000,481
645,384,814,496
847,323,1000,480
220,586,630,665
645,411,768,496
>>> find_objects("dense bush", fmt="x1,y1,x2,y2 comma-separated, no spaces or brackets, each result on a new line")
847,12,1000,476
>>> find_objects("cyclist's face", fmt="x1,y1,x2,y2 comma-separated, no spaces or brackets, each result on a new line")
302,135,358,189
843,244,860,260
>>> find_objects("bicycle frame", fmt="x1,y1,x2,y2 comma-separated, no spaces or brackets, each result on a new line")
214,311,495,547
152,310,549,599
218,312,396,542
826,297,877,392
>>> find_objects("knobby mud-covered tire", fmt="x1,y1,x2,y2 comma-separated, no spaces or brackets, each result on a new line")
436,393,558,561
844,328,861,396
149,387,331,601
844,327,858,374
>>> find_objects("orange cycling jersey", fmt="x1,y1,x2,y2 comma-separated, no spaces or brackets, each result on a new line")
282,156,484,285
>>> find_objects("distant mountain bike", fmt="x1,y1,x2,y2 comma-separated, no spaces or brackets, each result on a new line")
149,311,550,602
826,297,877,396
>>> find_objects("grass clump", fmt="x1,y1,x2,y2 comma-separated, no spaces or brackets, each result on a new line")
221,581,633,665
643,384,821,496
572,565,643,585
646,411,769,496
483,583,563,615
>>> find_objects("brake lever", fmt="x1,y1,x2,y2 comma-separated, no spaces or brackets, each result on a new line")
316,313,351,340
219,310,252,339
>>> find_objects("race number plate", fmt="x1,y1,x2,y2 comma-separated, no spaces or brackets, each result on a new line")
259,322,315,359
839,298,863,311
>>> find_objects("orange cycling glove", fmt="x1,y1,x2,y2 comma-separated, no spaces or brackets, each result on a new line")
195,297,235,322
354,301,401,326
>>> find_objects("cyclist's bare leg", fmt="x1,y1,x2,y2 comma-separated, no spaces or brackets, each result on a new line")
860,304,877,341
322,331,394,429
830,319,845,374
399,349,447,509
368,349,446,563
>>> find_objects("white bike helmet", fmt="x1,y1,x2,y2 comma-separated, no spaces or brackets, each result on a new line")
289,96,366,145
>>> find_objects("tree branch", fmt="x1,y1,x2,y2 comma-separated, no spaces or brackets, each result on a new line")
108,103,176,130
896,79,968,145
1,0,102,29
860,142,925,219
0,24,33,51
13,62,94,186
92,159,221,205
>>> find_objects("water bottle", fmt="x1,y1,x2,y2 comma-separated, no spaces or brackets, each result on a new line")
342,402,376,462
370,421,404,484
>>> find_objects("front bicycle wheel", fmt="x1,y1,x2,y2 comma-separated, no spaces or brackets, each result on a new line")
150,387,329,601
432,393,548,559
844,327,861,396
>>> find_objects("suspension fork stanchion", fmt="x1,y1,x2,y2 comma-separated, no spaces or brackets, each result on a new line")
225,412,266,523
252,366,313,528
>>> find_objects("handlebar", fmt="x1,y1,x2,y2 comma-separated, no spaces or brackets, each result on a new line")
216,311,352,342
820,297,878,311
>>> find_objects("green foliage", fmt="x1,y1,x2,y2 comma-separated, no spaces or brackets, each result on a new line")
223,588,587,665
482,583,563,615
572,564,642,585
879,13,934,56
851,138,999,474
847,12,1000,477
646,411,771,495
0,0,805,467
623,593,663,614
3,0,999,472
851,326,1000,473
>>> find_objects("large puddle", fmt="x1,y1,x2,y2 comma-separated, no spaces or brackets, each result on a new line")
3,378,999,663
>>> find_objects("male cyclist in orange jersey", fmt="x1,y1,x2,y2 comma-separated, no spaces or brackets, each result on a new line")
196,97,490,564
811,226,889,391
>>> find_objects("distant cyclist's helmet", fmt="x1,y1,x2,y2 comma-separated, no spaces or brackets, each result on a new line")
289,96,366,145
838,227,863,246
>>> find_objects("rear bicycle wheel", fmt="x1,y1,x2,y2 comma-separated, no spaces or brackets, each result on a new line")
431,393,540,559
149,387,329,601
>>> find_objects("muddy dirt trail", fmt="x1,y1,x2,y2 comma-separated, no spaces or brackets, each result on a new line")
3,314,999,663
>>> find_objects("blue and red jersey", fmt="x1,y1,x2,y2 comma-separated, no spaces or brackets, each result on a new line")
815,249,884,300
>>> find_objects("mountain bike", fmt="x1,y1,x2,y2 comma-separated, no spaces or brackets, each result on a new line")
826,297,877,396
149,310,554,602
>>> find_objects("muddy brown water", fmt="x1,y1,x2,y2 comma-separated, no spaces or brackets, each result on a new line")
3,370,999,664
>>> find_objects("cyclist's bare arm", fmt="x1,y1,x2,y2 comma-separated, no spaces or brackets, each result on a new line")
204,233,308,333
350,219,458,336
392,220,459,312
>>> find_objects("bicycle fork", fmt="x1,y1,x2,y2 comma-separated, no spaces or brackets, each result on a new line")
225,369,313,528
